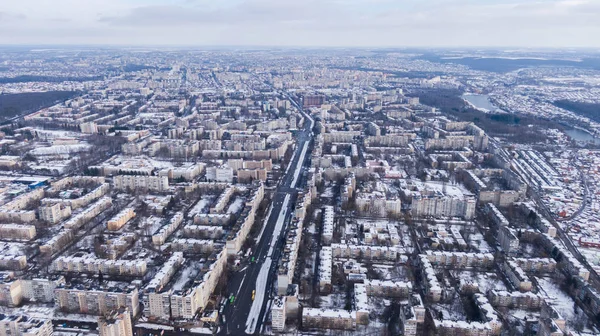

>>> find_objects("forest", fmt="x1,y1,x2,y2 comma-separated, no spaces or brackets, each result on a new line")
410,89,561,143
0,91,78,120
554,100,600,123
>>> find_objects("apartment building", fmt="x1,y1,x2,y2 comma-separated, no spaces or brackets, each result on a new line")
318,247,332,293
322,206,334,245
113,175,169,192
183,224,224,240
107,208,136,231
514,258,557,273
38,203,72,225
152,212,184,245
488,290,543,309
0,224,36,241
425,251,495,269
420,256,442,302
271,296,287,332
55,285,140,316
225,183,264,256
64,197,112,231
98,308,133,336
0,273,23,306
364,279,412,298
210,187,235,214
145,253,184,295
355,193,402,218
401,295,426,336
503,260,533,292
170,249,227,319
39,230,74,256
170,239,214,254
51,255,147,277
0,188,44,223
205,166,234,183
0,315,53,336
498,226,520,256
80,122,99,134
0,255,27,271
302,308,356,331
20,276,66,303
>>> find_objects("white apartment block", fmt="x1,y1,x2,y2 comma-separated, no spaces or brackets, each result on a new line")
425,251,494,269
64,197,112,231
152,212,184,245
322,206,334,245
98,308,133,336
411,195,476,220
107,208,136,231
205,166,234,183
318,247,332,292
498,226,520,256
0,315,53,336
420,255,442,302
39,230,74,255
80,122,99,134
0,224,36,241
488,290,543,309
364,279,412,298
113,175,169,192
331,244,399,261
20,276,66,303
38,203,72,225
170,249,227,319
145,253,184,294
271,296,287,332
0,255,27,271
54,286,140,316
51,255,147,277
302,308,357,331
210,186,235,214
503,260,533,292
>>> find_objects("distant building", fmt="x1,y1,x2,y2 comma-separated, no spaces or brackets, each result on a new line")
113,175,169,192
80,122,99,134
303,95,325,108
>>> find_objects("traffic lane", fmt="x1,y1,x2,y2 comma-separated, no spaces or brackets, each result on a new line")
222,195,293,332
221,129,310,333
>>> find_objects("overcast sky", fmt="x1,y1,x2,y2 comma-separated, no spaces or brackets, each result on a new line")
0,0,598,47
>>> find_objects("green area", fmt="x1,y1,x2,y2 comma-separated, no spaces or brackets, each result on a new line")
0,91,78,120
411,89,560,143
553,100,600,123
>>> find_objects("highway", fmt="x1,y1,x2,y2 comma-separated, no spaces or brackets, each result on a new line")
219,94,314,335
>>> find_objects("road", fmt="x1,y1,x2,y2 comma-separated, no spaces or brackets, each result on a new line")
219,94,314,335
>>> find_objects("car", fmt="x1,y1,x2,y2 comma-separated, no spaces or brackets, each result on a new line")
252,290,256,301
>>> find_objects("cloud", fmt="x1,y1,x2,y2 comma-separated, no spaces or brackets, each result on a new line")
0,0,599,46
0,11,26,23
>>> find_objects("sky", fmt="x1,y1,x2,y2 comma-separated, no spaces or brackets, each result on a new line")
0,0,599,47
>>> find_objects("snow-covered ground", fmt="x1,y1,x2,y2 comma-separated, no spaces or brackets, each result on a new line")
226,197,244,214
536,277,577,321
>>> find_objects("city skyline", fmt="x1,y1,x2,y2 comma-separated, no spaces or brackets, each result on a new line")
0,0,599,47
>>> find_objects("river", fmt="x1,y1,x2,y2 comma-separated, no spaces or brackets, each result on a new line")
564,128,600,145
462,94,501,112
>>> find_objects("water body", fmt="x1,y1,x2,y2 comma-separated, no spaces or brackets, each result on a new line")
564,128,600,145
462,94,500,112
